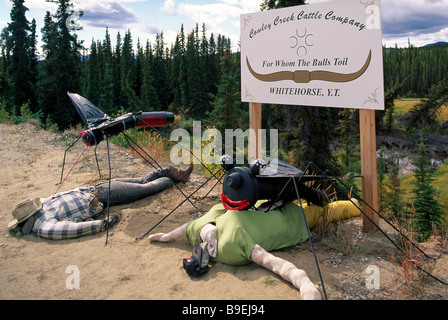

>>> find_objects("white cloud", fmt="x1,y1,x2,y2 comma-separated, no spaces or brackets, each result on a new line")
160,0,262,26
411,26,448,46
72,0,139,29
21,0,56,11
179,3,242,28
160,0,177,16
440,27,448,38
157,0,262,49
239,0,263,12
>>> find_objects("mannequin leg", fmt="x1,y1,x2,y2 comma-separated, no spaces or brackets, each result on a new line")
95,177,174,206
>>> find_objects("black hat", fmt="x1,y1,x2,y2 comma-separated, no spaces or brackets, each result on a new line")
183,243,210,277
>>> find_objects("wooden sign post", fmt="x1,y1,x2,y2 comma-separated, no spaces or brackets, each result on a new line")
359,109,379,231
249,102,262,160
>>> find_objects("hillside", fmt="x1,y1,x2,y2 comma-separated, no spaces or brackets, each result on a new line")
423,42,448,48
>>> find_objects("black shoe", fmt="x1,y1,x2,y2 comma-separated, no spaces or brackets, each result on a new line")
103,213,122,229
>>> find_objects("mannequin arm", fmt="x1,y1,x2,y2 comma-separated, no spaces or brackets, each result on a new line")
148,223,187,242
251,244,321,300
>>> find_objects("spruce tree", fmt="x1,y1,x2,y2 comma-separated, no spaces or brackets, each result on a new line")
7,0,37,114
407,74,448,130
385,157,403,221
38,11,58,127
206,46,246,132
200,23,214,108
377,147,386,213
207,32,219,98
170,30,183,112
336,108,358,169
135,39,143,99
141,41,162,111
0,28,13,109
98,28,114,115
113,32,124,110
28,18,39,112
0,28,11,74
183,30,199,118
39,0,83,129
120,30,137,111
153,32,170,110
86,39,100,106
411,135,444,242
177,25,188,114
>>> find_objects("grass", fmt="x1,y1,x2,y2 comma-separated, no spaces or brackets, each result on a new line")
119,274,132,282
394,98,448,123
110,127,173,164
264,275,278,287
320,223,373,256
171,283,180,293
393,98,422,115
37,273,46,282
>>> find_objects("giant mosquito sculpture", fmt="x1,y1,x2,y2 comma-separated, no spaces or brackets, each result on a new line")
61,92,221,245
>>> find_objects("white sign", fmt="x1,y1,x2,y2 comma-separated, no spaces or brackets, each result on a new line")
240,0,384,110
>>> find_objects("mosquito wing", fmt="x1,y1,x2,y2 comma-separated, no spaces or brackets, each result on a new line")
67,92,112,129
259,158,324,182
259,158,304,176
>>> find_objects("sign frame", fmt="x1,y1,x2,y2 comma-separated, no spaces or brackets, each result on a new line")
241,0,384,111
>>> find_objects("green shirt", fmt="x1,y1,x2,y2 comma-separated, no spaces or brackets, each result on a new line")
185,202,310,266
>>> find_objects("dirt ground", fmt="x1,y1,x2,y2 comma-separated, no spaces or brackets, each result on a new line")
1,121,447,301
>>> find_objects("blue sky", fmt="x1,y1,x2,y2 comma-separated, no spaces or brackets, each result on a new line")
1,0,448,54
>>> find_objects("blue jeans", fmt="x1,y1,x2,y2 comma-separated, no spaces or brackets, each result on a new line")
94,169,174,206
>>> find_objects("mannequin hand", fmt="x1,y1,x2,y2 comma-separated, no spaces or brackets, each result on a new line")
148,233,172,242
148,224,187,243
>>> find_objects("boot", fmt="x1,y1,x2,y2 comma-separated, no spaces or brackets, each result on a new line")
102,212,122,230
168,163,194,183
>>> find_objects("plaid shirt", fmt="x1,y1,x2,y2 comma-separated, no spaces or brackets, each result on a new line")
32,187,105,240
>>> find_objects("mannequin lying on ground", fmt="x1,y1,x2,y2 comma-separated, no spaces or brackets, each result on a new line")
148,198,361,300
8,164,193,240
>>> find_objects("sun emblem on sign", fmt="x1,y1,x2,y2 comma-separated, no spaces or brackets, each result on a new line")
290,28,314,56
